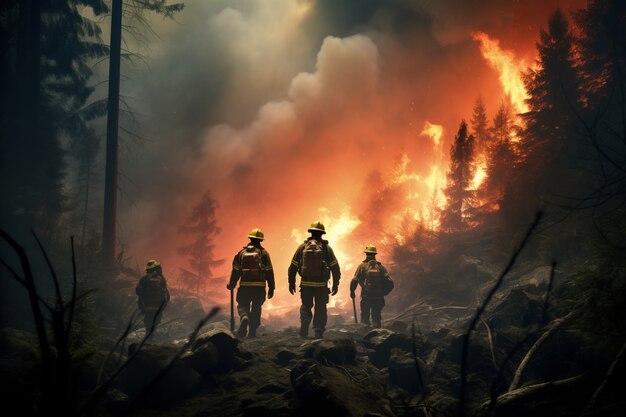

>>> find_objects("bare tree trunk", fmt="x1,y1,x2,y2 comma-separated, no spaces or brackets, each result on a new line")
81,162,91,247
102,0,123,266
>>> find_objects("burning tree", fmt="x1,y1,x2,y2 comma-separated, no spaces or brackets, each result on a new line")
441,120,476,231
178,191,224,295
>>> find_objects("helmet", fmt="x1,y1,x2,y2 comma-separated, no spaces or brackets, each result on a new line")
248,228,265,241
146,259,161,272
364,244,377,254
307,221,326,234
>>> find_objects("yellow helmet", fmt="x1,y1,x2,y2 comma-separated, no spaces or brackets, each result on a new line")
307,221,326,234
248,228,265,240
146,259,161,272
364,244,377,254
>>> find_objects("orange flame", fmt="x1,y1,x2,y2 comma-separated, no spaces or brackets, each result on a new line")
472,31,529,115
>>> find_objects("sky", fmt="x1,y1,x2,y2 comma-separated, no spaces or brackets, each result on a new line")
106,0,587,321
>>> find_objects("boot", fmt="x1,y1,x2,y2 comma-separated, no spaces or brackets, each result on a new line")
314,329,324,339
299,321,310,337
237,316,249,338
248,326,257,338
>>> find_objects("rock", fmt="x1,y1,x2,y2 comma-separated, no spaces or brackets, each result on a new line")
275,349,297,365
363,329,412,368
290,359,389,416
257,382,290,394
489,288,543,328
312,338,357,365
102,389,130,413
388,320,409,334
192,327,239,369
290,360,349,414
181,341,219,376
237,348,255,361
116,344,201,408
388,349,425,394
243,398,291,417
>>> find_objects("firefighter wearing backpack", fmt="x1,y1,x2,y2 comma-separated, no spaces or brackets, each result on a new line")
288,221,341,338
136,260,171,333
227,228,275,338
350,245,394,328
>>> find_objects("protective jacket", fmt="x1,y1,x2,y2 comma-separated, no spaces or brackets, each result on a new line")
350,258,393,298
136,271,170,310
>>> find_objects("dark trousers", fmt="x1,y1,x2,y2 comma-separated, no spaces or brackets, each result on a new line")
143,307,164,332
361,296,385,327
236,287,266,331
300,287,330,332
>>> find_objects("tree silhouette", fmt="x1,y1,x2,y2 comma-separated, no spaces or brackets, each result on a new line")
442,120,476,231
178,192,225,295
471,96,491,153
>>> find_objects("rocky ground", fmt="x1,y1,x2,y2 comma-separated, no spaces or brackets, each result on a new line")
2,258,623,417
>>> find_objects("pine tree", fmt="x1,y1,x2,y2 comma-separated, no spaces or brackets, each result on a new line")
471,96,491,152
486,103,517,201
441,120,476,231
0,0,108,239
178,192,225,295
513,8,583,216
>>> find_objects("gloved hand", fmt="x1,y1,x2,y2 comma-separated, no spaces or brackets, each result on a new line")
331,285,338,296
268,288,274,299
350,290,355,299
226,282,235,290
289,282,296,295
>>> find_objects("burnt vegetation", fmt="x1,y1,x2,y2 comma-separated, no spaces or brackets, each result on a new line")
1,1,626,417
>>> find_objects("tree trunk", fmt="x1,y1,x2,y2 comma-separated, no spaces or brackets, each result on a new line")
103,0,123,266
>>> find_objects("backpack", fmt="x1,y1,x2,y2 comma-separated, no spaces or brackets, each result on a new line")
142,273,167,306
364,260,385,295
300,240,325,279
240,245,263,281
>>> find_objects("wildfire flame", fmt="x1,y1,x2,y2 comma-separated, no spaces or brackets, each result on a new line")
472,31,529,115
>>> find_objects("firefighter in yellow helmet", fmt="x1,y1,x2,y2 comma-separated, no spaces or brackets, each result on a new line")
288,221,341,338
226,228,275,338
350,245,394,328
136,260,170,333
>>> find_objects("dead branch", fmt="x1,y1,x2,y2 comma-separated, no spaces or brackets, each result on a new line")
458,211,543,417
481,374,585,415
480,317,498,369
508,311,574,391
0,229,52,371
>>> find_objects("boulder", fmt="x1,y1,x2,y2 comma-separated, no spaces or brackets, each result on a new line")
275,349,297,365
388,320,409,334
489,288,543,328
181,341,219,376
290,360,349,414
116,344,201,408
363,329,412,368
192,328,239,369
312,338,357,365
388,349,425,394
102,389,130,413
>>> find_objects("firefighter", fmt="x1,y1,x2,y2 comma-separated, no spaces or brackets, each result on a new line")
350,245,394,328
227,228,275,338
288,221,341,338
136,260,171,333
